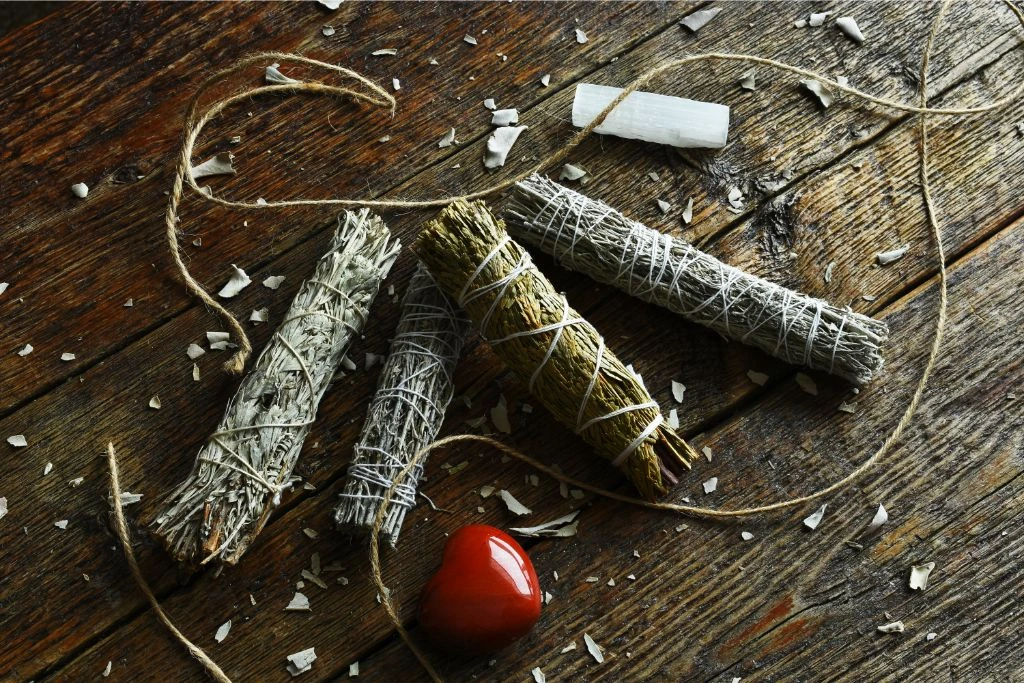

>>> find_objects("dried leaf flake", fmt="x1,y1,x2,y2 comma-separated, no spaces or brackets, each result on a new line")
266,64,300,84
876,245,910,265
803,503,827,530
263,275,287,290
218,265,252,298
285,592,311,611
878,621,905,634
17,344,33,357
498,489,532,516
438,127,457,148
510,510,580,537
285,647,317,676
681,7,722,32
532,667,546,683
559,163,587,181
584,633,605,663
483,125,528,169
868,503,889,530
8,435,28,448
191,153,236,179
747,369,769,386
371,48,398,56
149,395,162,410
60,352,76,362
490,108,519,126
215,620,232,643
71,182,89,198
795,373,818,396
575,28,588,44
801,79,835,108
909,562,935,591
671,380,686,403
702,477,718,494
836,16,865,43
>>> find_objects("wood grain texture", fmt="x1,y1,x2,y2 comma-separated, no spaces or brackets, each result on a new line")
1,1,1022,681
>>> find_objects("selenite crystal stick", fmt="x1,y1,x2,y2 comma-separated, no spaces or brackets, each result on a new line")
334,263,470,546
571,82,730,149
505,174,888,385
153,209,400,566
416,200,699,501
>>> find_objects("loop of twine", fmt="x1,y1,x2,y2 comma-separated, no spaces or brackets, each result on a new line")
104,1,1024,681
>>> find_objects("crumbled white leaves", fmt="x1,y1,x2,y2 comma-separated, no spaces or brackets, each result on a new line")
561,641,577,653
868,503,889,531
149,395,162,410
584,633,605,663
824,261,836,283
499,489,532,516
266,63,300,84
808,11,831,27
801,79,835,108
575,28,588,44
71,182,89,198
491,108,519,126
193,363,201,381
250,308,269,324
285,592,311,611
795,373,818,396
909,562,935,591
0,497,7,521
103,661,112,677
510,511,579,537
657,199,671,214
532,667,546,683
803,504,827,530
438,127,457,148
117,491,143,506
43,461,53,476
671,380,686,403
55,519,69,529
263,275,286,290
285,647,317,676
681,7,721,32
0,282,7,295
479,485,495,498
682,197,694,224
123,298,134,307
187,343,206,360
483,98,497,110
483,125,528,169
349,661,359,677
217,264,252,298
926,632,937,641
463,34,478,46
739,70,756,91
876,245,910,265
667,408,679,429
60,352,76,362
371,48,398,56
8,435,28,448
215,620,232,643
317,0,342,8
836,16,865,43
702,477,718,494
321,25,335,37
727,186,744,210
490,396,512,433
17,344,33,357
877,621,905,634
540,74,551,87
559,163,587,181
838,400,857,414
746,369,769,386
741,531,754,541
191,153,236,180
702,446,713,462
69,477,84,487
392,78,401,91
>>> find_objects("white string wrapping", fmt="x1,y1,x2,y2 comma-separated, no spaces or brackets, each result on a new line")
153,209,400,565
506,174,890,384
334,263,470,546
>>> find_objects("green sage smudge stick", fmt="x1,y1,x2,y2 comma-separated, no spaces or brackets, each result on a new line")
153,209,400,566
506,174,889,385
415,200,698,500
334,263,470,546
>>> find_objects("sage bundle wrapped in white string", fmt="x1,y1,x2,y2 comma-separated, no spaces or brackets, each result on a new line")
334,263,470,546
153,209,399,566
506,174,888,384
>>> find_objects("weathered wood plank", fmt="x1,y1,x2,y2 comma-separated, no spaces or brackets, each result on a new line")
338,215,1024,682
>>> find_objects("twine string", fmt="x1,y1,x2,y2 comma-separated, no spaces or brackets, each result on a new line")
106,1,1024,681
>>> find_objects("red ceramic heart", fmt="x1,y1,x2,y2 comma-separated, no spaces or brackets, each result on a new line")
419,524,541,654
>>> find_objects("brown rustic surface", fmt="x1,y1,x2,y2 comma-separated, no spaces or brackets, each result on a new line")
1,2,1022,681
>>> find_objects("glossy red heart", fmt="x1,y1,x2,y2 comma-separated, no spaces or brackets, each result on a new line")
419,524,541,654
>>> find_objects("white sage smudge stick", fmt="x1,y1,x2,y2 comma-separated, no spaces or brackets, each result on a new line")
334,263,470,546
153,209,400,566
506,175,888,384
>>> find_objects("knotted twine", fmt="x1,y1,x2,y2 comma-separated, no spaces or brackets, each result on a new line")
104,0,1024,680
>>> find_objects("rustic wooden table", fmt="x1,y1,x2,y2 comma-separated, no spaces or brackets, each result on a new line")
2,2,1022,681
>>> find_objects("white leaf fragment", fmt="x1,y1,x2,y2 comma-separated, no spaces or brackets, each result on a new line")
747,369,769,386
215,619,232,643
803,503,827,530
909,562,935,591
540,73,551,87
702,477,718,494
250,308,269,324
43,462,53,476
193,363,201,381
71,182,89,198
285,592,311,611
483,98,497,110
802,79,835,108
61,352,76,361
572,82,729,149
838,400,857,414
836,16,865,43
266,63,300,84
69,477,84,487
149,395,162,410
349,661,359,676
392,78,400,91
217,265,252,298
285,647,317,676
532,666,546,683
671,380,686,402
808,11,832,27
498,489,532,516
795,373,819,396
681,7,722,32
371,48,398,56
483,125,528,169
117,491,143,506
868,503,889,530
317,0,343,8
926,632,937,641
657,199,671,214
479,485,495,498
190,153,236,179
682,197,694,224
490,396,512,433
739,70,756,91
584,633,605,663
321,25,335,37
55,519,69,529
187,343,206,360
878,621,905,634
103,660,112,677
741,531,754,541
667,408,679,429
123,298,133,307
0,282,7,295
510,510,580,538
17,344,33,357
0,497,7,521
8,435,28,448
463,34,478,46
263,275,286,290
702,446,713,462
559,163,587,181
575,28,588,44
876,245,910,265
437,127,457,148
490,108,519,126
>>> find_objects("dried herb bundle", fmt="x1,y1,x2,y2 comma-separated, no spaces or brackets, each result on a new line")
153,209,400,565
334,263,470,545
506,174,888,384
416,200,697,500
